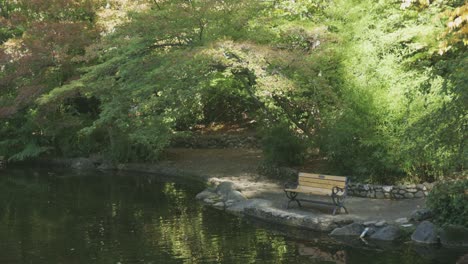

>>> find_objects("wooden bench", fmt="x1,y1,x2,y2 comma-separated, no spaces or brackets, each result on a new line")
284,172,349,215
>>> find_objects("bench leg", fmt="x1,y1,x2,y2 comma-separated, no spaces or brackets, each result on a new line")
285,191,301,209
342,205,349,214
331,187,349,215
332,205,348,215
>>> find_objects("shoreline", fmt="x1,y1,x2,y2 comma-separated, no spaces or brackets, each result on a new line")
15,153,468,250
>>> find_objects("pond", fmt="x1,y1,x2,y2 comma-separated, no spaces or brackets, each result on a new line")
0,168,465,264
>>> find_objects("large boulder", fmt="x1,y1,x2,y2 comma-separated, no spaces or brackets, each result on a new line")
226,198,272,214
370,225,402,241
195,189,217,200
216,182,235,196
330,223,364,236
440,225,468,247
411,221,438,244
226,190,247,202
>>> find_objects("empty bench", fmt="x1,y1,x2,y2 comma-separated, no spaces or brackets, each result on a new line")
284,173,349,215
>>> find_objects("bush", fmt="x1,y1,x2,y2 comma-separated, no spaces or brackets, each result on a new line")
426,179,468,227
261,124,307,166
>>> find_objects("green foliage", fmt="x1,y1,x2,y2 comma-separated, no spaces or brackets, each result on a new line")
0,0,465,183
261,123,307,166
317,0,467,183
427,179,468,227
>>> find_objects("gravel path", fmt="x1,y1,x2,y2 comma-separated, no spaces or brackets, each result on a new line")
161,148,426,223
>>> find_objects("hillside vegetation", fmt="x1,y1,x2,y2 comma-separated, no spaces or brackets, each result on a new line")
0,0,466,184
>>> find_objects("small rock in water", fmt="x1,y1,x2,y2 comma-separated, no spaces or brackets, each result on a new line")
375,220,387,227
395,217,409,224
370,225,402,241
330,223,364,236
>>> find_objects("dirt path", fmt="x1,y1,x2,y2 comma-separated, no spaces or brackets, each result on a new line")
160,148,426,223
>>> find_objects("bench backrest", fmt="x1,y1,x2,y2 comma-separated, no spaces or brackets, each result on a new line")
298,172,347,190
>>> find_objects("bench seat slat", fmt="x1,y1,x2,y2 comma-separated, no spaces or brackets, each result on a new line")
298,179,346,189
299,172,347,182
298,181,343,190
284,186,333,196
298,177,347,186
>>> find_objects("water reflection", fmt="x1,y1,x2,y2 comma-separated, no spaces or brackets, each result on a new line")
0,168,465,264
297,243,346,263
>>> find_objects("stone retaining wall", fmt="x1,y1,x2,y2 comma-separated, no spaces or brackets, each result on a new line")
258,164,435,200
347,182,434,199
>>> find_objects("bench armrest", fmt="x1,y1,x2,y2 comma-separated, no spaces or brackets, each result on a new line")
284,181,298,189
332,186,346,196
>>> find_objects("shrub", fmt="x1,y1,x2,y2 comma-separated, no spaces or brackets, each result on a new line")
426,179,468,227
261,124,307,166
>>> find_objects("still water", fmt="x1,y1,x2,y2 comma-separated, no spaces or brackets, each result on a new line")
0,168,465,264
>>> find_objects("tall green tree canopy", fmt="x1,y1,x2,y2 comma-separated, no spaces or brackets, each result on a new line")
0,0,466,183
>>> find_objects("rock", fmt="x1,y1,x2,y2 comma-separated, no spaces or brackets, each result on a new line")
227,199,272,214
213,202,225,209
410,208,433,222
330,223,364,236
363,221,377,226
71,158,95,170
416,184,426,190
375,191,385,199
225,200,236,207
411,221,438,244
195,190,217,200
401,224,413,228
370,225,402,241
216,181,235,196
226,190,247,202
382,186,393,192
203,198,216,204
395,217,409,224
440,225,468,247
407,188,417,193
367,227,377,236
404,193,415,199
375,220,387,227
414,191,424,198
